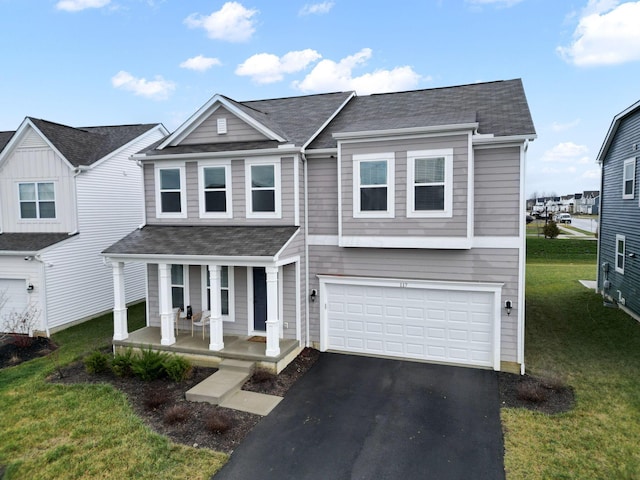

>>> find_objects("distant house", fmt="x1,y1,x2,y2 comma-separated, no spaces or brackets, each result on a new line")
576,190,599,214
0,118,168,335
596,100,640,321
104,79,536,373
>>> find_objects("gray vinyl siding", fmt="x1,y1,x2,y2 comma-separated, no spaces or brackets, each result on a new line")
181,106,268,144
308,156,339,235
474,147,521,236
146,156,297,225
282,263,297,339
308,245,520,362
340,135,469,237
598,112,640,316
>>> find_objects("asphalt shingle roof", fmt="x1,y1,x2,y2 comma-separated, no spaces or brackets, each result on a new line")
28,119,160,167
0,232,74,253
103,225,299,257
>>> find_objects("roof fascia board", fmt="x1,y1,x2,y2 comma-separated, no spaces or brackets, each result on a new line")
302,92,356,151
158,95,286,149
596,100,640,164
273,228,300,261
0,118,75,171
304,148,338,158
133,145,301,161
332,123,480,141
472,134,537,146
102,252,276,265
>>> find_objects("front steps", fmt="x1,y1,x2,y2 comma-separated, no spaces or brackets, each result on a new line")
185,360,283,415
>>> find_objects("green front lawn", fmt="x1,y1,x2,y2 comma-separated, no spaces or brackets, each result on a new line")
0,303,226,479
503,239,640,478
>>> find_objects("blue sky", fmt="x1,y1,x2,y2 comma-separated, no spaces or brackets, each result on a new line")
2,0,640,198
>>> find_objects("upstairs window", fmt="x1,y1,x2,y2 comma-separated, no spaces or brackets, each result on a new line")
199,163,232,218
616,235,626,274
246,158,281,218
623,158,635,199
19,182,56,219
353,153,395,218
156,165,186,218
407,149,453,218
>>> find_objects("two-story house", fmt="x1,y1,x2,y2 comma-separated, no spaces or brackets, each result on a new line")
597,100,640,322
104,79,536,373
0,118,167,335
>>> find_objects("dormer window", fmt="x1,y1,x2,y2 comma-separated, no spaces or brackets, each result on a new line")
18,182,56,219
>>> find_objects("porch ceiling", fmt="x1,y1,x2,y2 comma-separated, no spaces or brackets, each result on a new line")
103,225,299,258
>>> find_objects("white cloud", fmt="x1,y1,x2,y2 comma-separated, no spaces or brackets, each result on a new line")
558,1,640,66
184,2,258,43
465,0,523,7
541,142,590,164
180,55,222,72
293,48,422,94
111,71,176,100
56,0,110,11
582,168,602,179
551,119,581,132
299,2,335,15
236,49,322,84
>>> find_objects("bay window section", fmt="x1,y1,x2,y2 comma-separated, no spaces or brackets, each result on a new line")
407,149,453,218
353,153,395,218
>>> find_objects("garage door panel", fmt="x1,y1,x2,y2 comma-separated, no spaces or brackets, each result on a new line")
325,282,496,368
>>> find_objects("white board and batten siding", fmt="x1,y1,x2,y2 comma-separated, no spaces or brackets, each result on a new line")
42,128,164,332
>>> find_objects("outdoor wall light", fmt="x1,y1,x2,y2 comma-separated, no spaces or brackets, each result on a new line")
27,283,34,293
505,300,512,316
310,289,317,302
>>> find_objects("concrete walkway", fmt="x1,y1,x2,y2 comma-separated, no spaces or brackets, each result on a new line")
186,359,282,416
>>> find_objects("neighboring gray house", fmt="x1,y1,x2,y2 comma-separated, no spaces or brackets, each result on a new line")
104,79,536,373
596,100,640,322
0,118,168,335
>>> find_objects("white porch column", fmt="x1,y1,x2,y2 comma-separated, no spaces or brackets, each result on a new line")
265,265,280,357
112,261,128,341
158,263,176,346
208,264,224,351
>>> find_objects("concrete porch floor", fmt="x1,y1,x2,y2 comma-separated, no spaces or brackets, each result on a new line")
113,326,302,373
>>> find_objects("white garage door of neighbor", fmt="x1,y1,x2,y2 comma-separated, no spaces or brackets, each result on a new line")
324,282,497,368
0,279,29,318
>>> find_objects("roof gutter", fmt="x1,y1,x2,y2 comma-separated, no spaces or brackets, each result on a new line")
333,123,480,141
131,145,302,162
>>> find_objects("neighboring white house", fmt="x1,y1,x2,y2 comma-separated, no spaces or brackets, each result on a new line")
0,118,168,335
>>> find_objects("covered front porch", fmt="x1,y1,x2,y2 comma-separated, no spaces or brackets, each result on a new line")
114,326,301,373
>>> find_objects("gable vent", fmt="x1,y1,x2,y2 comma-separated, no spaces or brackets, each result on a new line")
217,118,227,135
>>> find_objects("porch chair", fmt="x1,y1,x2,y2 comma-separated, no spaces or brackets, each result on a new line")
191,310,211,340
173,307,186,336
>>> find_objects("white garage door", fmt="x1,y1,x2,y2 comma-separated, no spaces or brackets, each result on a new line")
324,281,498,369
0,279,29,323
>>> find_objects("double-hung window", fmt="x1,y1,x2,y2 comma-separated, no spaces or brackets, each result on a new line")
353,153,395,218
18,182,56,219
623,158,635,199
407,149,453,218
171,264,185,309
616,235,626,274
199,162,232,218
156,164,186,218
246,158,281,218
203,266,234,320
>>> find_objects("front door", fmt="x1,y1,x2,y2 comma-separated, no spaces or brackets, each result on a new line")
253,267,267,332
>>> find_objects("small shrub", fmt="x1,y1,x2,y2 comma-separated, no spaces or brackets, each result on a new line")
543,220,560,239
143,389,170,410
84,350,110,374
517,382,549,403
252,369,276,383
111,349,135,377
164,405,190,425
205,410,233,434
131,348,169,381
11,334,34,349
163,355,192,383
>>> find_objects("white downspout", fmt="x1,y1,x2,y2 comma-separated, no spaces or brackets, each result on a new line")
33,254,50,337
135,159,147,229
302,151,311,348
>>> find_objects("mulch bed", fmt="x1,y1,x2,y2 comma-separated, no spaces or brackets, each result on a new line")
2,338,574,454
0,335,57,367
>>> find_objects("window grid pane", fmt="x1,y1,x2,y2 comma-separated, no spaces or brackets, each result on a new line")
205,191,226,212
360,161,387,186
19,183,36,201
160,169,181,190
204,167,226,189
360,187,387,211
415,157,444,183
251,165,275,188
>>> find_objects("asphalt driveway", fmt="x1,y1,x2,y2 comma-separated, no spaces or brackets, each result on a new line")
214,353,504,479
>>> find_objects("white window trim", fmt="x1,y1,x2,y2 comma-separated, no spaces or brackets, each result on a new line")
353,152,395,219
17,181,56,220
245,157,282,219
406,149,453,218
616,234,625,274
198,160,232,219
623,158,635,200
201,266,235,322
167,264,190,310
155,163,187,219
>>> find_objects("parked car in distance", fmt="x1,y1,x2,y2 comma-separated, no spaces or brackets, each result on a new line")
555,213,572,224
